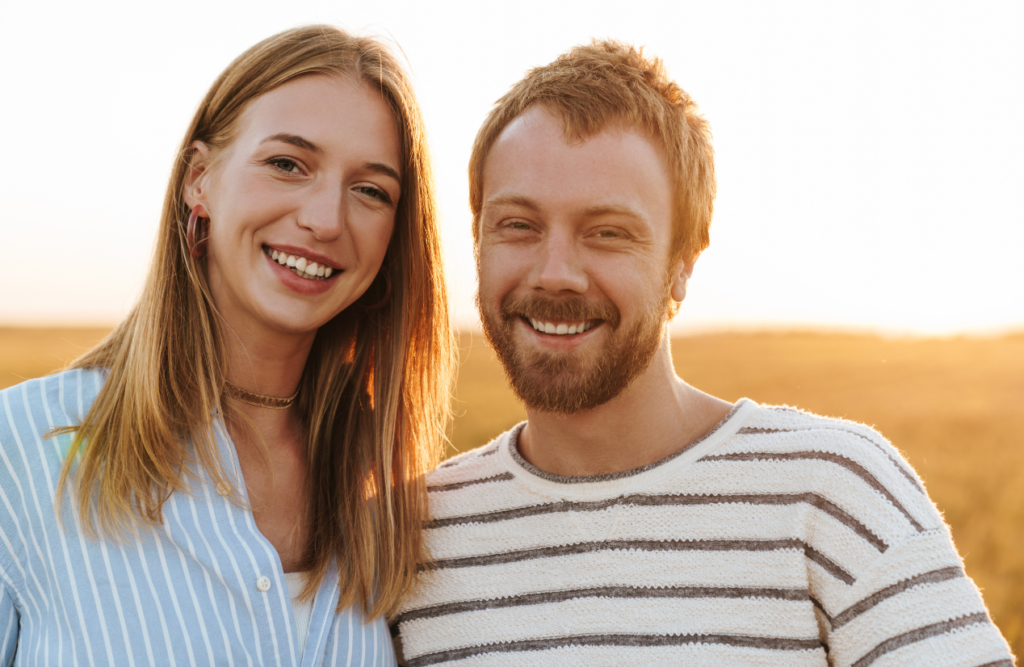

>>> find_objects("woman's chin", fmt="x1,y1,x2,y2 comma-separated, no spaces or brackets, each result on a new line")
229,298,349,339
264,311,339,337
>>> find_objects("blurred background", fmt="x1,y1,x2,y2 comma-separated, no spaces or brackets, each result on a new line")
1,0,1021,655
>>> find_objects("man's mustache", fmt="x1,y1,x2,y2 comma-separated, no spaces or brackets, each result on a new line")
500,294,621,329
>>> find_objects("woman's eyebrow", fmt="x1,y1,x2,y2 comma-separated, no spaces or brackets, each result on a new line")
260,133,322,154
259,135,398,181
364,162,401,185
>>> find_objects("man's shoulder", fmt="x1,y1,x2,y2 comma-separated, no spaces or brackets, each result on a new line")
428,427,515,485
426,425,521,520
720,403,938,531
729,403,917,470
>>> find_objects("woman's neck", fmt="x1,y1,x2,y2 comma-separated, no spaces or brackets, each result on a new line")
222,322,317,399
220,322,314,572
219,321,313,458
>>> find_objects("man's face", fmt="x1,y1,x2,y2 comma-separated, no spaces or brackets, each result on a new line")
477,106,684,414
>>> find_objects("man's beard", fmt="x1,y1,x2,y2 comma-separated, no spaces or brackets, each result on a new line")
479,290,669,414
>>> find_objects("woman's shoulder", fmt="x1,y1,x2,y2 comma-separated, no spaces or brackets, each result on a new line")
0,369,108,568
0,368,107,463
1,368,107,428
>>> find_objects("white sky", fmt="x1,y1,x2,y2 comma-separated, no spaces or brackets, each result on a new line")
1,0,1021,334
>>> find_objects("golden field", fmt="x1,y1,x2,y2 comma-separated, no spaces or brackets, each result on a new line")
2,327,1022,656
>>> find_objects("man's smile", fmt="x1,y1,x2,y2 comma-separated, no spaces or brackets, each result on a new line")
525,317,600,336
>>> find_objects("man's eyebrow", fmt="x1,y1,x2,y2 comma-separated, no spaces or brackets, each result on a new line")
484,196,643,220
483,194,541,211
260,133,322,154
583,203,646,220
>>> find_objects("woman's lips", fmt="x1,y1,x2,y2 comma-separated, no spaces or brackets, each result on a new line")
262,245,338,281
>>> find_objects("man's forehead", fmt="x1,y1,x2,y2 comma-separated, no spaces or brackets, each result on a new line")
495,106,566,145
496,105,659,152
482,107,672,217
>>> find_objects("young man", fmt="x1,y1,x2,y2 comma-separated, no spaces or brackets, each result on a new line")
393,42,1013,666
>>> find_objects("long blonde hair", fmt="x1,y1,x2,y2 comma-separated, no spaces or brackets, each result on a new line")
54,25,454,618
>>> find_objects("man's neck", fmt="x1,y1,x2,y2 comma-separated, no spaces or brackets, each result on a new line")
517,340,733,478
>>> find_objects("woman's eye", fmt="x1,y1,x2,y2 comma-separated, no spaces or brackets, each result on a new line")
267,157,301,173
358,185,393,205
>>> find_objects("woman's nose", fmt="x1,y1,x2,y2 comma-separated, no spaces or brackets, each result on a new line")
297,181,346,241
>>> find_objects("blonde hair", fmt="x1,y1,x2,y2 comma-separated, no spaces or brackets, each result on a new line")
54,25,454,619
469,39,716,268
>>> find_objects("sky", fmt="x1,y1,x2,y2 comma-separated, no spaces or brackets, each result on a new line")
1,0,1021,334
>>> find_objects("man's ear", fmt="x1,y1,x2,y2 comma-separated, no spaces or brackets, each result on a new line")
183,140,212,209
670,257,696,303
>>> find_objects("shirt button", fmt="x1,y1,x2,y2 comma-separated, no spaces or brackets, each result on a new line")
216,482,230,496
256,576,271,592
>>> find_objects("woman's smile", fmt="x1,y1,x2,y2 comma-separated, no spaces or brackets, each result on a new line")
263,245,338,281
260,242,345,297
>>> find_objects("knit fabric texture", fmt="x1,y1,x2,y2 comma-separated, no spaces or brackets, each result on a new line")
393,399,1014,667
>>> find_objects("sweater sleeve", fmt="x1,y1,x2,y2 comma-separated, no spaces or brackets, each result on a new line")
822,525,1013,667
0,580,16,667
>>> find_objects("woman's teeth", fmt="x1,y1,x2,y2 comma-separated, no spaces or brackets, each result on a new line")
265,247,333,280
528,318,597,335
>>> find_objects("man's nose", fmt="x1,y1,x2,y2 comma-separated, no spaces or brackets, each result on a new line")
530,230,588,294
297,181,346,241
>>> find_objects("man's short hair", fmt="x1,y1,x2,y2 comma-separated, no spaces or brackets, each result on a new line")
469,39,716,268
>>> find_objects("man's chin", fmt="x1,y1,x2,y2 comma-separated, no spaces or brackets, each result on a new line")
506,358,624,414
482,301,664,415
512,380,604,415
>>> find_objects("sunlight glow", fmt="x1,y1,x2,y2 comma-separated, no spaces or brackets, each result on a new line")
1,0,1021,334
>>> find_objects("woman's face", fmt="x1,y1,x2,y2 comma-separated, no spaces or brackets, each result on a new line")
189,74,401,338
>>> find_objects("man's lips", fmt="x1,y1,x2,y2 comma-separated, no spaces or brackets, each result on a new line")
501,294,621,335
523,316,601,336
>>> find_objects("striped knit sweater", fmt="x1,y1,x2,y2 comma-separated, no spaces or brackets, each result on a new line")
393,399,1014,666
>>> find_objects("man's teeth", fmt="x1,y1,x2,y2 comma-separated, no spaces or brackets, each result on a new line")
267,248,333,280
528,317,596,335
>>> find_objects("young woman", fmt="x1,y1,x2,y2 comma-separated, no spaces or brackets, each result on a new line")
0,25,453,665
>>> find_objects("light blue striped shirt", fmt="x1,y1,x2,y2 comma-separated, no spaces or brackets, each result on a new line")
0,369,396,666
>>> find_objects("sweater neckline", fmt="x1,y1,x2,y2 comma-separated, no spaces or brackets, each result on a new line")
499,398,759,498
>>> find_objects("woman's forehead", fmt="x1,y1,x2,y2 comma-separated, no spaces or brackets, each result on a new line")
227,75,401,169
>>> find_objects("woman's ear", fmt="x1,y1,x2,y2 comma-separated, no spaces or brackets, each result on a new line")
183,140,212,209
670,258,696,303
